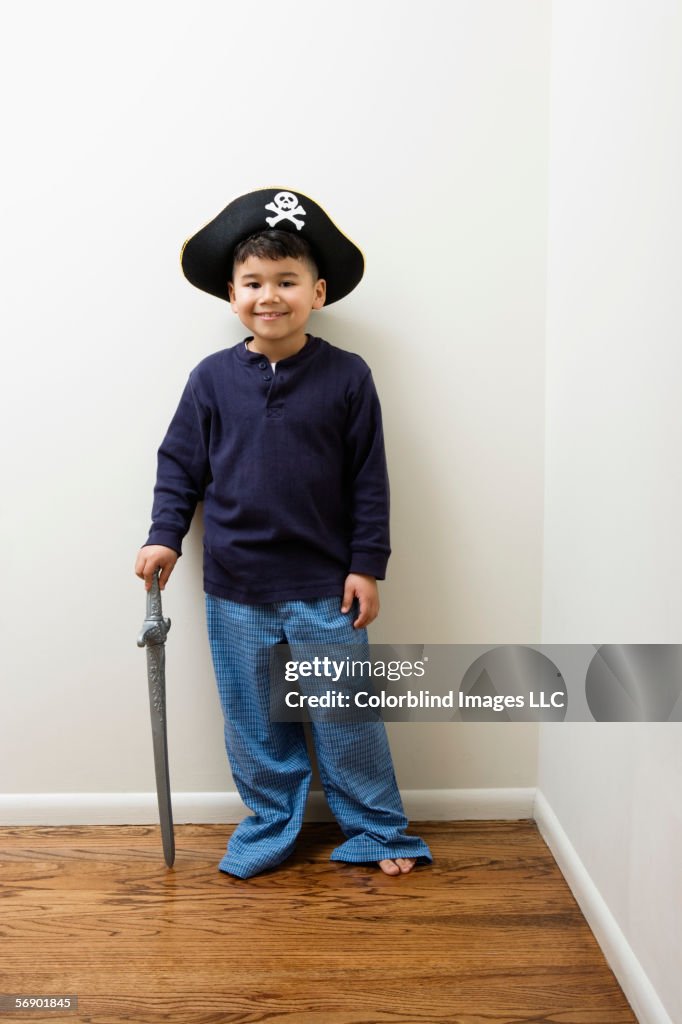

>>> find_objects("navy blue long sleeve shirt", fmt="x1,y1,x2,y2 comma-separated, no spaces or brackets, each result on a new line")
145,335,391,603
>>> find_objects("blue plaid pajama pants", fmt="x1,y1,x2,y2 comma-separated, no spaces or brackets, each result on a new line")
205,593,433,878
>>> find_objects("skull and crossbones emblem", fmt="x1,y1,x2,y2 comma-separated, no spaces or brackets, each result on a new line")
264,191,307,230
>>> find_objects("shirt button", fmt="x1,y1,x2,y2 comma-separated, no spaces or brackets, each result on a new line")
263,374,272,381
259,362,267,369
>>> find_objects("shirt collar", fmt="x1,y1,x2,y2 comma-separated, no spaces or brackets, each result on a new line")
235,334,321,367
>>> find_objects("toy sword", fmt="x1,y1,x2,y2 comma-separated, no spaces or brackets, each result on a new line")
137,570,175,867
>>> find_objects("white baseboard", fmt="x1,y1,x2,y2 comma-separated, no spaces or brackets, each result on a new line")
0,787,536,826
534,789,673,1024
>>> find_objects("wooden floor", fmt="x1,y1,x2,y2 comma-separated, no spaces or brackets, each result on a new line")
0,821,638,1024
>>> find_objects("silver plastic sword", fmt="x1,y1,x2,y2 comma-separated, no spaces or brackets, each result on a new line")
137,570,175,867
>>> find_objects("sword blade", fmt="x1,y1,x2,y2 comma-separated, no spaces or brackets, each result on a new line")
145,644,175,867
137,572,175,867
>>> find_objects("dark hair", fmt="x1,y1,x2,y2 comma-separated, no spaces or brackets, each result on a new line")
231,229,320,281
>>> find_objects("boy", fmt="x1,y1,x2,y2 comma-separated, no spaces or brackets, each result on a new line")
135,188,432,879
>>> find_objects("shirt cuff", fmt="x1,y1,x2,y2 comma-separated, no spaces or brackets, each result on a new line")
144,529,184,556
348,551,389,580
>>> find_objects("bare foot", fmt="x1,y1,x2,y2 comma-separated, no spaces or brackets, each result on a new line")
378,858,416,875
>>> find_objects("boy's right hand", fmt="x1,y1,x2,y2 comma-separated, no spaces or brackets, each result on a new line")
135,545,179,591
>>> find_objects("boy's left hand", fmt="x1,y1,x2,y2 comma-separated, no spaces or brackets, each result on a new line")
341,574,379,628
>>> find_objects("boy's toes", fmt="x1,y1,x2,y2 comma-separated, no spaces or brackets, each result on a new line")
378,859,401,875
378,858,416,875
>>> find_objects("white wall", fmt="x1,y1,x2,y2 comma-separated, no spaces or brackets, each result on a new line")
0,1,548,800
541,3,682,1022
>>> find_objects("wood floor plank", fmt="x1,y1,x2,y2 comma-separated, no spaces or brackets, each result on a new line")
0,821,638,1023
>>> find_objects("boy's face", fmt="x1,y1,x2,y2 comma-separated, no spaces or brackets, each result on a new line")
228,255,326,351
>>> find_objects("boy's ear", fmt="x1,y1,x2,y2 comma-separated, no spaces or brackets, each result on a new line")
312,278,326,309
227,280,236,307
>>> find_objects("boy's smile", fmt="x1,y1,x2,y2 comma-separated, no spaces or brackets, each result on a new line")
228,255,326,362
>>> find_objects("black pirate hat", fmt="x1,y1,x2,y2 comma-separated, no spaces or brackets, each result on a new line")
180,187,364,306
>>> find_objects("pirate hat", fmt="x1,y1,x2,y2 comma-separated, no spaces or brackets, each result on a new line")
180,187,364,306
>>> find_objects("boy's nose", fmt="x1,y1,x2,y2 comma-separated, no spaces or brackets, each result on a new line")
260,283,280,303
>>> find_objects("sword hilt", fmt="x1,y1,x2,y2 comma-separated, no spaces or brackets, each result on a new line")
137,570,171,648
